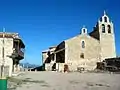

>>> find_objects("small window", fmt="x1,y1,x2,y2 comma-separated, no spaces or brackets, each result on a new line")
104,17,107,22
80,53,84,58
108,25,111,33
83,29,85,33
82,41,85,48
102,24,105,33
100,17,102,22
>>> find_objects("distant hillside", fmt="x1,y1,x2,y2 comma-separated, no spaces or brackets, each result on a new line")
20,63,39,68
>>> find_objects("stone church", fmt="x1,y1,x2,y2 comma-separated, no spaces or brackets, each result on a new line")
42,11,116,72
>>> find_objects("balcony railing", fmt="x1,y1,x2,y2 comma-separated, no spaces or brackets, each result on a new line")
12,48,24,59
18,50,24,57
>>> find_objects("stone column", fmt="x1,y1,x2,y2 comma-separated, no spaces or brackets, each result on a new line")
56,63,58,71
17,64,20,72
13,65,15,72
54,53,58,71
54,53,56,62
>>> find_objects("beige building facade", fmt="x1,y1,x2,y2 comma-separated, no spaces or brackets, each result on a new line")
42,12,116,72
0,32,25,77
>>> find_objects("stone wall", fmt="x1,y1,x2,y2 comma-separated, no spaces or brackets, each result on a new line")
0,38,13,77
65,34,100,71
99,33,116,60
42,52,48,63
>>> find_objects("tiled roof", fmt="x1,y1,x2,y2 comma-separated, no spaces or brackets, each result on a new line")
0,32,19,38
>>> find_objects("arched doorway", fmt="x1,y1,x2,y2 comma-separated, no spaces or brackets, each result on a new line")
64,64,69,72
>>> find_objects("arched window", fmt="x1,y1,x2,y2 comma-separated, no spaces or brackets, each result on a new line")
80,53,84,58
100,17,102,22
102,24,105,33
108,25,111,33
82,28,87,34
82,41,85,48
104,17,107,22
83,29,85,33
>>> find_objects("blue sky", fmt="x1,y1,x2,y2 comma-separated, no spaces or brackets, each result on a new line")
0,0,120,65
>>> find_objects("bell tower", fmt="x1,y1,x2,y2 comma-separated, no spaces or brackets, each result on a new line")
97,11,116,60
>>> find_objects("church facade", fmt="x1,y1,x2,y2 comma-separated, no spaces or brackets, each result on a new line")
42,12,116,72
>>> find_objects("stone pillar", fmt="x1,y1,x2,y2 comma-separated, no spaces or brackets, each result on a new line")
54,53,56,71
56,63,59,72
14,64,18,72
13,64,16,72
17,64,20,72
54,53,56,62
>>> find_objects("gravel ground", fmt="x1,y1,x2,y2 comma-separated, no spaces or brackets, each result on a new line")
8,71,120,90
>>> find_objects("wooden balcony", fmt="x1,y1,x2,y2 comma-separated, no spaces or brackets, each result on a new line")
12,38,25,60
11,49,24,60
